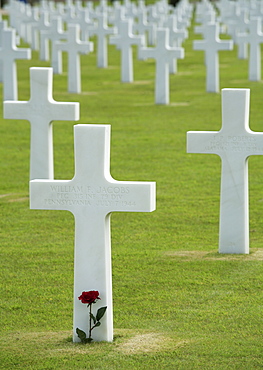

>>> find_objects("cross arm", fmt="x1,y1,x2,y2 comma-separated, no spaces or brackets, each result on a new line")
30,179,156,214
53,40,69,53
30,179,74,212
169,46,184,59
130,34,145,47
194,25,205,35
187,131,220,155
170,28,188,42
45,100,80,122
4,101,29,119
3,98,79,122
77,41,94,55
138,46,157,60
106,179,156,213
218,40,233,51
102,26,117,37
16,47,31,60
193,40,206,51
236,32,249,44
109,35,121,48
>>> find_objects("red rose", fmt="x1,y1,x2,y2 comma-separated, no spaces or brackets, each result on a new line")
78,290,100,305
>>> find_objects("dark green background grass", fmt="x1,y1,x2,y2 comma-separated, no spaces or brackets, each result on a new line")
1,8,263,369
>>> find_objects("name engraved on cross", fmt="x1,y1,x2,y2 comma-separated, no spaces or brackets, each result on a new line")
30,124,156,342
4,67,79,180
187,88,263,254
193,23,233,93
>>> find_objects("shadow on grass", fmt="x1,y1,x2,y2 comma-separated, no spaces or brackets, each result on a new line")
164,248,263,261
1,328,190,358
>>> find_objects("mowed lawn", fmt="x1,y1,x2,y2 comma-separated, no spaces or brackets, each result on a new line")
0,6,263,369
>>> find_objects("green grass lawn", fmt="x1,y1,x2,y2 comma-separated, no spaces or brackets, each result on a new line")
1,7,263,369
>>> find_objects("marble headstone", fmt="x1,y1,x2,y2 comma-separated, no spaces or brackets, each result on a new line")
0,28,31,100
193,23,233,93
187,88,263,254
110,18,144,83
4,67,79,179
139,28,184,104
53,24,94,93
30,124,156,342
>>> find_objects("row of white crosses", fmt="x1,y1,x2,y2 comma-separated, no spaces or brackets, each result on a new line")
226,14,263,81
6,0,263,101
0,1,191,113
108,3,190,104
109,17,185,104
4,0,191,103
194,0,263,93
3,1,263,344
4,71,263,342
0,15,90,98
7,0,190,52
0,6,94,94
4,67,156,342
216,0,263,82
2,2,261,97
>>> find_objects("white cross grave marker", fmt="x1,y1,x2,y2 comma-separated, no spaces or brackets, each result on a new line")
195,9,216,25
53,24,93,93
139,28,184,105
0,20,9,83
247,17,263,81
30,124,156,342
75,0,84,11
0,28,31,101
4,67,79,180
40,16,66,62
147,5,162,33
31,11,50,52
11,2,28,40
187,88,263,254
193,23,233,93
133,9,157,46
61,1,77,25
230,8,249,60
161,15,188,74
109,6,126,33
92,13,116,68
48,17,68,75
75,8,96,42
19,6,39,45
110,18,144,83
